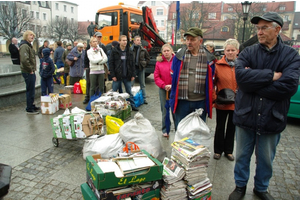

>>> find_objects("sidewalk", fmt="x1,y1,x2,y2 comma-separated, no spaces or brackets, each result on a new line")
0,60,299,199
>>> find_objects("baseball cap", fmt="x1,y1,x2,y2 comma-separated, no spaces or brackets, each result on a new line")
251,12,283,27
184,27,203,38
94,32,102,37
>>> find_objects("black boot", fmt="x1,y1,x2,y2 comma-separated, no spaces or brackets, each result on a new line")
253,188,274,200
228,186,246,200
83,98,89,104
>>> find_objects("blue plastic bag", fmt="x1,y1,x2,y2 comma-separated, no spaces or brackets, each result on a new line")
86,89,101,111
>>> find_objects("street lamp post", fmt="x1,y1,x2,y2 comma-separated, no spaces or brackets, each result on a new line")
241,1,252,43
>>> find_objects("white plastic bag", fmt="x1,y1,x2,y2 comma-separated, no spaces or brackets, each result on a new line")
82,134,124,160
174,108,211,147
119,112,166,161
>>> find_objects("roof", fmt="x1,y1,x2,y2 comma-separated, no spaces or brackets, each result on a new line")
203,19,235,40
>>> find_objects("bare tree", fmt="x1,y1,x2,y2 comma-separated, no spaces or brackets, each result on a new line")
64,19,85,43
47,16,69,41
0,1,32,39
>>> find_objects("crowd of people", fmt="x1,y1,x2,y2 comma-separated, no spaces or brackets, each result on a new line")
12,11,300,200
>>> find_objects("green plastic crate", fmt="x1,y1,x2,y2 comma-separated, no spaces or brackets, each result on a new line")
122,105,132,121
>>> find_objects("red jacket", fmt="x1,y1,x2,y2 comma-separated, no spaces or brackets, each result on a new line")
154,54,174,89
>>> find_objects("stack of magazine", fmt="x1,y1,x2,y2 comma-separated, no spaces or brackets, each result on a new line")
171,137,212,199
160,157,187,200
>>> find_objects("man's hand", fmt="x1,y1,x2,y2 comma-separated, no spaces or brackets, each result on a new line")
112,77,117,81
273,72,282,81
74,57,78,61
131,77,135,81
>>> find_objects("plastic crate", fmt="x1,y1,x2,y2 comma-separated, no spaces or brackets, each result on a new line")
122,105,132,121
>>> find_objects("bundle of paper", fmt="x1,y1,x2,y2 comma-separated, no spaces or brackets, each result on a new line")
162,157,185,184
161,180,188,200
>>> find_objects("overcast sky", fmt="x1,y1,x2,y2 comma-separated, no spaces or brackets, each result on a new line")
74,0,300,22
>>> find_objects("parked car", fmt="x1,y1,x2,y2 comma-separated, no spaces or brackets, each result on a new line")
287,78,300,119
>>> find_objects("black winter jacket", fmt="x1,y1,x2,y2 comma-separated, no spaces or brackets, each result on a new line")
233,37,300,134
109,44,135,81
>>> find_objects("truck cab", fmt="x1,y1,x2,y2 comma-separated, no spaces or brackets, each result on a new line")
95,3,166,76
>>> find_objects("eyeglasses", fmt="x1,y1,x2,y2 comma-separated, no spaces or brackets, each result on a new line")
255,25,274,32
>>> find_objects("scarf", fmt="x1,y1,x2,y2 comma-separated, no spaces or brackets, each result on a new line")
178,47,208,99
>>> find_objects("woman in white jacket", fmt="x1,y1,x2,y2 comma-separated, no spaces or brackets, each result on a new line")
87,37,108,97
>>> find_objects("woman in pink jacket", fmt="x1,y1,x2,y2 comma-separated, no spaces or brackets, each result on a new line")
154,44,175,138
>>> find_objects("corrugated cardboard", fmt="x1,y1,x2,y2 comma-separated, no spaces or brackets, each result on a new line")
41,94,59,114
59,94,72,109
82,112,104,137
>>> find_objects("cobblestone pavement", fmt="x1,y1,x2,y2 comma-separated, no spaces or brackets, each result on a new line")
0,75,300,200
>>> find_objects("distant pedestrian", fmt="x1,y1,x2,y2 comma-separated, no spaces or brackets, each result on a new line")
54,41,65,69
19,30,39,115
38,40,49,70
67,43,85,85
62,43,72,86
109,35,139,111
130,35,150,104
40,48,55,96
9,37,20,65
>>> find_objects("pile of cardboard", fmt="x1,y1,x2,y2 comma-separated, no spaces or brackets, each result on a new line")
41,90,72,115
51,111,104,139
171,137,212,200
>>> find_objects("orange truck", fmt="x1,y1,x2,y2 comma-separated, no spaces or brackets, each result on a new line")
94,3,166,76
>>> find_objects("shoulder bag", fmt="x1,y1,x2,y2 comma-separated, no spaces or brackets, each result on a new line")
216,88,235,104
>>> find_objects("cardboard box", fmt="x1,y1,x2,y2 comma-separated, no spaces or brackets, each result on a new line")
59,94,72,109
41,94,59,115
82,112,104,137
86,150,163,190
64,85,74,94
59,89,72,95
51,117,63,138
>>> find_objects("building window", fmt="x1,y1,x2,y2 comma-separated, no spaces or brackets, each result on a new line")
262,6,267,11
63,17,67,23
157,8,163,15
56,15,59,21
224,16,228,20
40,2,46,7
192,13,199,19
43,26,47,33
155,20,158,25
71,18,74,24
43,13,46,20
159,33,165,39
64,5,67,12
71,7,74,13
151,1,155,6
279,6,285,11
33,1,37,5
30,11,34,18
2,5,8,15
228,7,233,11
30,24,35,32
55,3,59,10
173,13,176,19
221,26,229,32
36,12,39,19
208,13,216,19
160,20,164,26
284,15,289,21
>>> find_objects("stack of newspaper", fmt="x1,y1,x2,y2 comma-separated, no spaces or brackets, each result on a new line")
160,157,187,200
171,137,212,199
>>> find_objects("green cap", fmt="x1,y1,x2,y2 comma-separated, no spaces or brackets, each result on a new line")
184,27,203,38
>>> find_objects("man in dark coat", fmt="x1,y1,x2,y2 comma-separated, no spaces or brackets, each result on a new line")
229,12,300,200
9,37,20,65
109,35,138,111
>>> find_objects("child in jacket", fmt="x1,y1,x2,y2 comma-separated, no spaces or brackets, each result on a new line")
40,48,55,96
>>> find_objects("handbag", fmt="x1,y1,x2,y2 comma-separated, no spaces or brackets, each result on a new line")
65,52,75,67
216,88,235,104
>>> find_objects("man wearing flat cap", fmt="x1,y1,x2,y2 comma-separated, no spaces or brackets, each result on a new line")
83,31,108,104
169,27,216,130
229,12,300,200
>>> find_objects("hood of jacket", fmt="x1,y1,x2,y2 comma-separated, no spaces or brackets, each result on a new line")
42,48,51,59
19,40,32,48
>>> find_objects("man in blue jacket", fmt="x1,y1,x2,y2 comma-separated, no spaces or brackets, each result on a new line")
229,12,300,200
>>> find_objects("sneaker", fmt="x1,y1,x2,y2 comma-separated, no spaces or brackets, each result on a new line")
27,110,39,115
33,106,40,111
253,188,274,200
143,100,148,104
132,106,139,111
228,186,246,200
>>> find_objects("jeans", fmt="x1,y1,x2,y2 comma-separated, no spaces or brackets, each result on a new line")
134,68,146,100
41,77,53,96
113,78,135,106
22,73,36,111
159,88,175,133
214,109,235,155
174,99,206,130
56,61,64,69
64,72,69,86
234,126,281,192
